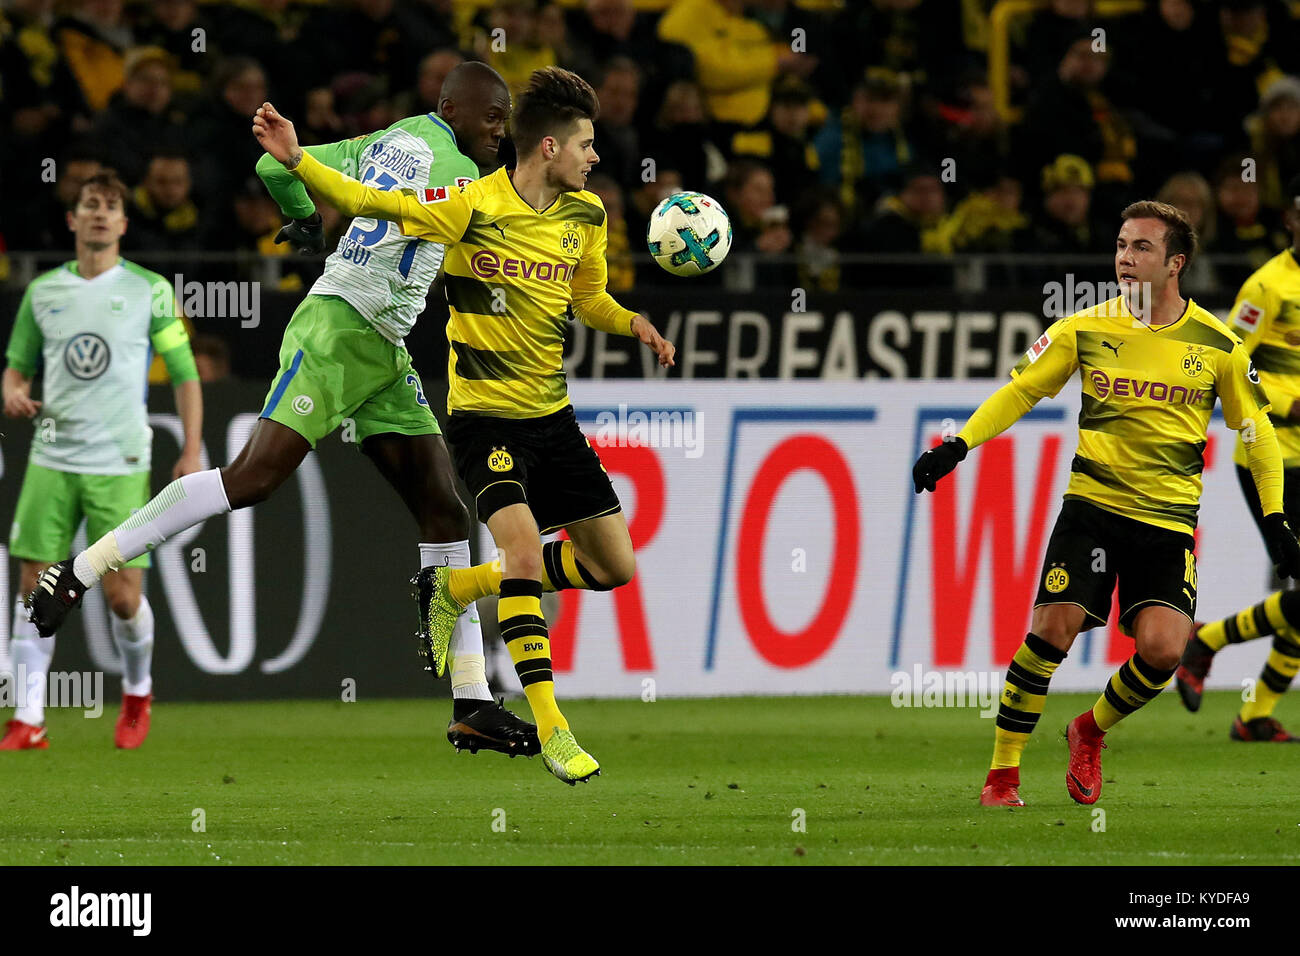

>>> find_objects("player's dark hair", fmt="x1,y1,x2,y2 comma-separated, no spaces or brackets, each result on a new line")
74,171,130,209
1121,199,1197,277
511,67,599,158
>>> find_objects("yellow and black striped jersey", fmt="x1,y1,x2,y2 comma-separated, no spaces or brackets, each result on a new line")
290,153,638,418
1229,249,1300,469
1007,296,1272,533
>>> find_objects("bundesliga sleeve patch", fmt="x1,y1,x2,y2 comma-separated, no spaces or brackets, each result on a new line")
1234,301,1263,330
1026,331,1052,363
419,185,450,204
455,177,473,188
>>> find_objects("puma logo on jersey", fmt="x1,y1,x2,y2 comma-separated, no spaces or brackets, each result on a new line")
1101,340,1122,357
490,221,507,239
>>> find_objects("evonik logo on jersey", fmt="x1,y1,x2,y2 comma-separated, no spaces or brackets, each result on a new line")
64,333,110,380
470,251,573,282
1089,369,1206,404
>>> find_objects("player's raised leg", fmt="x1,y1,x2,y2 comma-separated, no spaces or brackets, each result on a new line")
363,430,538,756
28,418,307,636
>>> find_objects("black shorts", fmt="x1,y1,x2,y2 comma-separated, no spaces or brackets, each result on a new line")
1034,498,1197,635
445,405,622,534
1235,464,1300,539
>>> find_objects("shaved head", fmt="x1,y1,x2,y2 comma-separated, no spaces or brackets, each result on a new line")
439,61,509,109
437,61,511,169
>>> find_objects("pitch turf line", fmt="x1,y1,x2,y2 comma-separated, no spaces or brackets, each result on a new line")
0,694,1296,865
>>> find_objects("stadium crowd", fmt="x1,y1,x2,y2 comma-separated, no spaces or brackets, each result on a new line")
2,0,1300,292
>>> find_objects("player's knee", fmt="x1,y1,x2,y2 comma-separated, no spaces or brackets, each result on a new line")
598,551,635,589
504,547,543,581
418,489,470,541
221,462,282,509
1141,640,1182,672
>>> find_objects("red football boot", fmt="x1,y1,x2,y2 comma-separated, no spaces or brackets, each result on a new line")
115,694,152,749
980,767,1025,806
1230,715,1300,742
1174,622,1212,713
0,719,48,750
1066,710,1107,804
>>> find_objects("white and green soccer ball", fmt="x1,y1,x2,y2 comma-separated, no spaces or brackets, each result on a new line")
646,191,733,276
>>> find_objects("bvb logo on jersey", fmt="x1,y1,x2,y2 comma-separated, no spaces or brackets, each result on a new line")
488,446,513,472
560,225,581,256
1181,347,1205,377
1045,566,1069,593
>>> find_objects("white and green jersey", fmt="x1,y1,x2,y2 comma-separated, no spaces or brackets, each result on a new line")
4,259,197,475
257,113,479,345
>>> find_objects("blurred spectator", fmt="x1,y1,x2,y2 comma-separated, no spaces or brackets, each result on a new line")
476,0,557,97
1114,0,1220,173
592,58,641,188
1210,155,1287,287
1020,0,1094,85
568,0,687,120
537,2,593,77
191,333,232,383
1018,31,1137,205
919,75,1009,198
188,57,269,233
1,0,83,153
724,160,792,257
658,0,813,130
585,172,634,291
813,70,913,224
126,150,204,252
934,173,1030,254
731,77,821,208
831,0,967,105
133,0,212,100
300,87,345,146
793,191,843,292
850,165,949,287
648,81,724,192
391,49,465,119
54,0,133,114
90,46,187,185
1030,154,1110,254
1210,0,1299,147
1246,76,1300,212
1156,171,1218,293
209,0,310,111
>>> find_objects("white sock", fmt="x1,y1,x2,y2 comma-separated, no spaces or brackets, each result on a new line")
421,541,491,701
112,596,154,697
75,468,232,587
11,599,53,726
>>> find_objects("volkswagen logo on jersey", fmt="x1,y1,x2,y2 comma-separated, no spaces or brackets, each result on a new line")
64,333,111,380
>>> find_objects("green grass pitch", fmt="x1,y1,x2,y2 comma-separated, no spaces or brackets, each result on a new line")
1,692,1297,865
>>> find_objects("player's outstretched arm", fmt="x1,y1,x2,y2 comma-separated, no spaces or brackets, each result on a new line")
632,315,675,368
256,137,365,253
253,102,469,243
912,379,1037,493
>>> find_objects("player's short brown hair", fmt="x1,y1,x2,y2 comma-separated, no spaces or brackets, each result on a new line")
1121,199,1197,277
511,67,599,158
73,170,130,210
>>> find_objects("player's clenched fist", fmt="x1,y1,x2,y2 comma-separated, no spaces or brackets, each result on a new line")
912,437,967,493
252,102,302,168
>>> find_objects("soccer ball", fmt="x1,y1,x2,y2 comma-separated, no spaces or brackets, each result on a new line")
646,192,733,276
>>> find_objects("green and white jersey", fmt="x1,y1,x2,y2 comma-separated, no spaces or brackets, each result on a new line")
4,259,195,475
257,113,479,345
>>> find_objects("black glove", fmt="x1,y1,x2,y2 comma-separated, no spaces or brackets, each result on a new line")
912,437,967,493
274,211,325,254
1263,512,1300,579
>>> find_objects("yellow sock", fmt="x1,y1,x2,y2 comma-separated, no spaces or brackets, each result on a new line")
1092,653,1176,732
498,578,566,743
1199,591,1288,652
448,562,501,606
1240,629,1300,722
448,541,608,606
991,633,1065,769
